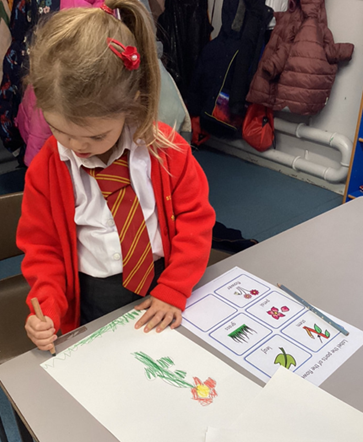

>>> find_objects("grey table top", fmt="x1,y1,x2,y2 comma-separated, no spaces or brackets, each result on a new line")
1,197,363,441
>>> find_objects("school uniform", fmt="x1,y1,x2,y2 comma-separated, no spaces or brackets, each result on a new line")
17,122,215,334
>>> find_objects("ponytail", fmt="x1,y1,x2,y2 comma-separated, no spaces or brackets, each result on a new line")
29,0,174,156
105,0,160,145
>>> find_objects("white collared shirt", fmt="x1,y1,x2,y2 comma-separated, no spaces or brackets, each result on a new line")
58,126,164,277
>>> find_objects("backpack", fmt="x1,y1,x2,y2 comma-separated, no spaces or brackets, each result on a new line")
242,103,274,152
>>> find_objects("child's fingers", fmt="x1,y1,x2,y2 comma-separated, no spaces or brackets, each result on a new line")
169,313,182,330
135,308,157,330
25,314,56,350
156,311,182,332
26,328,55,340
134,298,183,333
26,314,54,331
134,297,152,310
155,311,176,333
26,331,57,351
35,337,57,352
25,325,56,342
143,311,166,333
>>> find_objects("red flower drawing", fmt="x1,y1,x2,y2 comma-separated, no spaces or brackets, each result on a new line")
191,377,217,406
267,307,285,319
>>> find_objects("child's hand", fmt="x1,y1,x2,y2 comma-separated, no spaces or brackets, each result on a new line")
25,315,57,351
134,297,182,333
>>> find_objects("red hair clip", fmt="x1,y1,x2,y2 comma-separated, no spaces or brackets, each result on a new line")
100,3,113,14
106,38,140,71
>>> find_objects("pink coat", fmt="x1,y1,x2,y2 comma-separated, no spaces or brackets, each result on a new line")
16,0,104,166
16,86,52,167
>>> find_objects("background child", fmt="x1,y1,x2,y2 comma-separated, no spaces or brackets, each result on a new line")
17,0,215,352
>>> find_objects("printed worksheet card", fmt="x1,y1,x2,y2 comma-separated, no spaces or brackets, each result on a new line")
41,309,261,442
182,267,363,386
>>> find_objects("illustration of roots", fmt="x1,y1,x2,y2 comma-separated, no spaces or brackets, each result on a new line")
133,351,217,406
274,347,296,370
228,324,256,343
233,287,259,299
304,324,330,343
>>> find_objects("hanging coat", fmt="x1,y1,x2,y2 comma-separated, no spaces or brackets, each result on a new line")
246,0,354,115
157,0,212,99
0,0,60,161
187,0,272,138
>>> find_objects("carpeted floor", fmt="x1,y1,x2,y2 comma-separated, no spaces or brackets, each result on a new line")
193,146,342,243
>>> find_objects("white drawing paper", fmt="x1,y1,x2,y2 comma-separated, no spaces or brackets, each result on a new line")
182,267,363,385
206,367,363,442
206,429,338,442
41,309,261,442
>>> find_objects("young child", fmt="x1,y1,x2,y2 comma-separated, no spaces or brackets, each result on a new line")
17,0,215,352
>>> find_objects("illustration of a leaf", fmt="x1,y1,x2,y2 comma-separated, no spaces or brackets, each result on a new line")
174,370,187,379
274,354,287,367
274,347,296,369
157,357,174,369
145,368,157,380
325,330,330,338
134,352,194,389
284,355,297,369
314,324,322,334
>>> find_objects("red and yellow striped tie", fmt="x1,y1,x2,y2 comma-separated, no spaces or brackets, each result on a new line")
84,153,154,296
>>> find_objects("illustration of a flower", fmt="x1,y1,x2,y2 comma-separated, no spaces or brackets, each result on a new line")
133,352,218,406
191,377,217,406
234,287,259,298
268,307,285,319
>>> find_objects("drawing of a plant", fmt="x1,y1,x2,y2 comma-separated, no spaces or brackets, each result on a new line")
133,351,217,406
191,378,217,406
274,347,296,370
228,324,256,343
304,324,330,343
233,287,259,299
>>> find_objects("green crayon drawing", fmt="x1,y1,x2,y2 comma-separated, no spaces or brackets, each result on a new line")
133,351,194,388
228,324,256,343
274,347,296,370
133,351,217,406
42,310,141,369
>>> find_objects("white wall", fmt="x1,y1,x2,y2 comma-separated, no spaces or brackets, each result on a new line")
207,0,363,194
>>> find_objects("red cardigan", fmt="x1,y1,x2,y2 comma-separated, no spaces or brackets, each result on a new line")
17,123,215,333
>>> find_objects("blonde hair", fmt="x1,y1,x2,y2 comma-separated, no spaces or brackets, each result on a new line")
28,0,176,154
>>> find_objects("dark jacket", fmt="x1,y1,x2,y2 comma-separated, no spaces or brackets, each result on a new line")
187,0,272,138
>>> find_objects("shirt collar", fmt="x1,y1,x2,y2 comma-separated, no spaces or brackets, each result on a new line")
58,125,138,169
